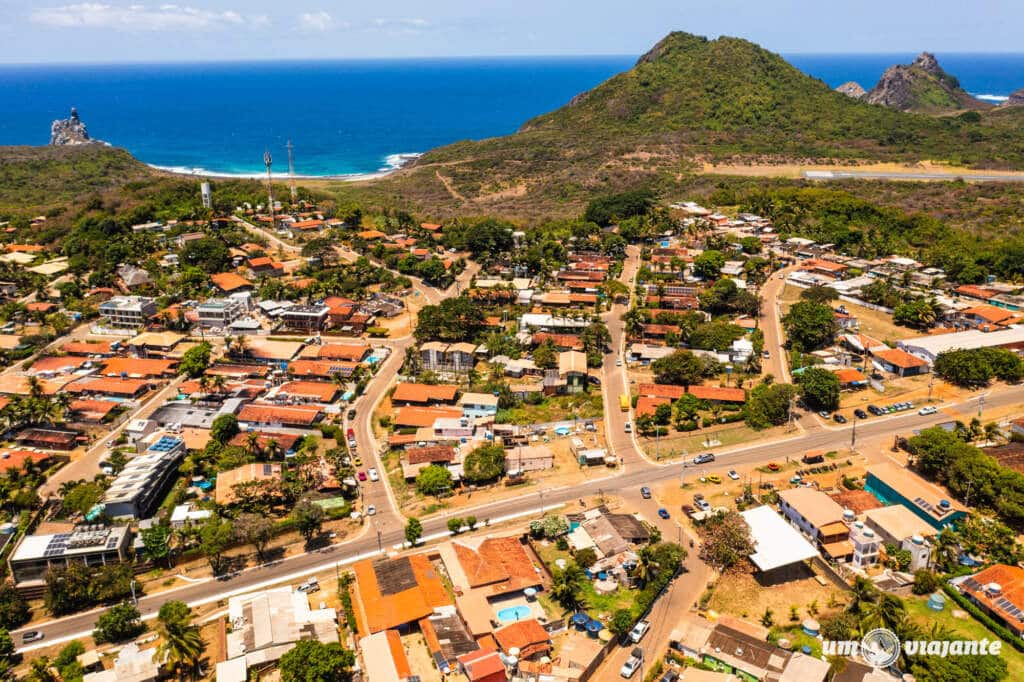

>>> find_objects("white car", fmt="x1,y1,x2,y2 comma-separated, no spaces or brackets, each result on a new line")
918,406,938,416
366,505,377,516
728,470,740,480
620,648,644,678
624,421,632,433
368,468,379,482
616,358,623,366
629,620,651,643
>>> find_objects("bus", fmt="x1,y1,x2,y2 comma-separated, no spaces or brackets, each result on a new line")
619,394,630,412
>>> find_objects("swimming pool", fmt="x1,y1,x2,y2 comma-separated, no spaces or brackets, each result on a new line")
496,605,532,623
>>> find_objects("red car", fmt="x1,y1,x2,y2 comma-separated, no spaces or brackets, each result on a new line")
358,471,367,481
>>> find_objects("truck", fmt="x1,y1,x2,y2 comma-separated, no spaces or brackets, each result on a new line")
619,394,630,412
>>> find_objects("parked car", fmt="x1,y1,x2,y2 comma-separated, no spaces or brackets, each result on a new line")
694,495,711,512
347,409,356,420
818,410,831,418
624,421,632,433
640,486,652,499
833,414,847,424
854,409,869,420
298,578,320,593
21,631,44,644
693,453,715,465
366,505,377,516
616,358,623,367
629,620,651,643
728,470,740,480
659,671,680,682
368,468,379,482
681,504,696,515
358,471,367,481
867,405,884,416
620,648,644,678
658,508,670,519
762,350,770,358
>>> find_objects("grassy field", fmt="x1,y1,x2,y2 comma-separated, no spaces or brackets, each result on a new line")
496,391,604,425
904,595,1024,679
533,540,636,618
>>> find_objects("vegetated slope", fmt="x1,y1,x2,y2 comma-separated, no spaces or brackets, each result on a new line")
351,32,1024,218
0,144,157,216
865,53,987,113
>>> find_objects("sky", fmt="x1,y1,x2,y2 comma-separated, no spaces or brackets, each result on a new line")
1,0,1023,63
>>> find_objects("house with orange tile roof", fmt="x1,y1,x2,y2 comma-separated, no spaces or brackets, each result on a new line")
28,356,88,375
832,368,868,388
394,406,463,428
101,357,177,378
870,347,930,377
210,272,253,293
391,383,459,405
420,222,442,232
237,403,322,428
61,340,116,356
357,230,387,240
636,395,671,417
215,463,282,505
954,284,999,302
957,304,1017,330
68,399,119,423
275,380,339,403
317,343,370,362
351,554,453,634
65,377,151,398
290,219,323,232
0,449,54,473
248,256,284,277
493,619,551,659
228,431,301,454
457,649,507,682
637,383,746,404
958,564,1024,637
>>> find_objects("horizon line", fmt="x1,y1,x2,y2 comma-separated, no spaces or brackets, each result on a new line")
4,50,1024,68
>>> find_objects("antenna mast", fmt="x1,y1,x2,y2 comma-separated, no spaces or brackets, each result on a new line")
287,140,298,203
263,150,275,226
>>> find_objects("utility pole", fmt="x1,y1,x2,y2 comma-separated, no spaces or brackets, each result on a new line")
926,374,934,404
978,394,986,418
286,139,298,203
851,415,857,449
263,150,275,226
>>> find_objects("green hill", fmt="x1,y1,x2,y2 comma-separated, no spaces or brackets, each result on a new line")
349,32,1024,217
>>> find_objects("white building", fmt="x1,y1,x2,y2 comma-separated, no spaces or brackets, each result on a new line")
898,326,1024,364
98,296,157,328
102,437,186,518
740,506,818,575
216,587,338,682
849,522,880,568
197,298,246,328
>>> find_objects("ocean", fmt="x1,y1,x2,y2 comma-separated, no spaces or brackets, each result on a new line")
1,53,1022,178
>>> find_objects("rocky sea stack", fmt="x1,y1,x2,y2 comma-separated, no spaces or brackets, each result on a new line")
865,53,986,112
835,81,866,99
50,107,97,146
1003,88,1024,107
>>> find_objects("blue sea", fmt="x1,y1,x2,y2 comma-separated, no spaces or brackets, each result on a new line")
1,53,1022,178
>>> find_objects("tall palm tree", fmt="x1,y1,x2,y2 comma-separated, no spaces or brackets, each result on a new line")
245,432,262,457
848,576,879,616
264,438,282,460
859,594,905,635
156,612,205,680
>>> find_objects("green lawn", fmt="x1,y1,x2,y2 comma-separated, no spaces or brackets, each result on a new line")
532,539,635,618
904,595,1024,679
496,391,603,425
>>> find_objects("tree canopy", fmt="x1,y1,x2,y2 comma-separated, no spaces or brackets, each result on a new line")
796,366,841,411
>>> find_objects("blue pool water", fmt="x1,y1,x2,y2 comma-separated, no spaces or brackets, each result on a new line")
554,427,571,436
496,605,532,623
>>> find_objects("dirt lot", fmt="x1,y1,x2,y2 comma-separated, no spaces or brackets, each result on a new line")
779,285,915,344
706,563,848,625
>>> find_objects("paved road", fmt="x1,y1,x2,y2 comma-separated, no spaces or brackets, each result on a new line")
15,361,1018,652
803,170,1024,183
759,267,793,384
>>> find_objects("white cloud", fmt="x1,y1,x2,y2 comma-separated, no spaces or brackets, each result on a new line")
30,3,261,31
297,11,333,33
368,17,433,36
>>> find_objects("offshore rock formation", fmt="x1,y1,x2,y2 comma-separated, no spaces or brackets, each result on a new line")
865,53,985,112
50,107,97,146
835,81,866,99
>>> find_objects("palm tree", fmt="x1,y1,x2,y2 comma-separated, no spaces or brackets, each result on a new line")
847,576,879,616
859,593,905,634
210,375,227,393
245,432,262,457
156,606,205,680
984,422,1004,444
264,438,282,460
550,563,586,612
